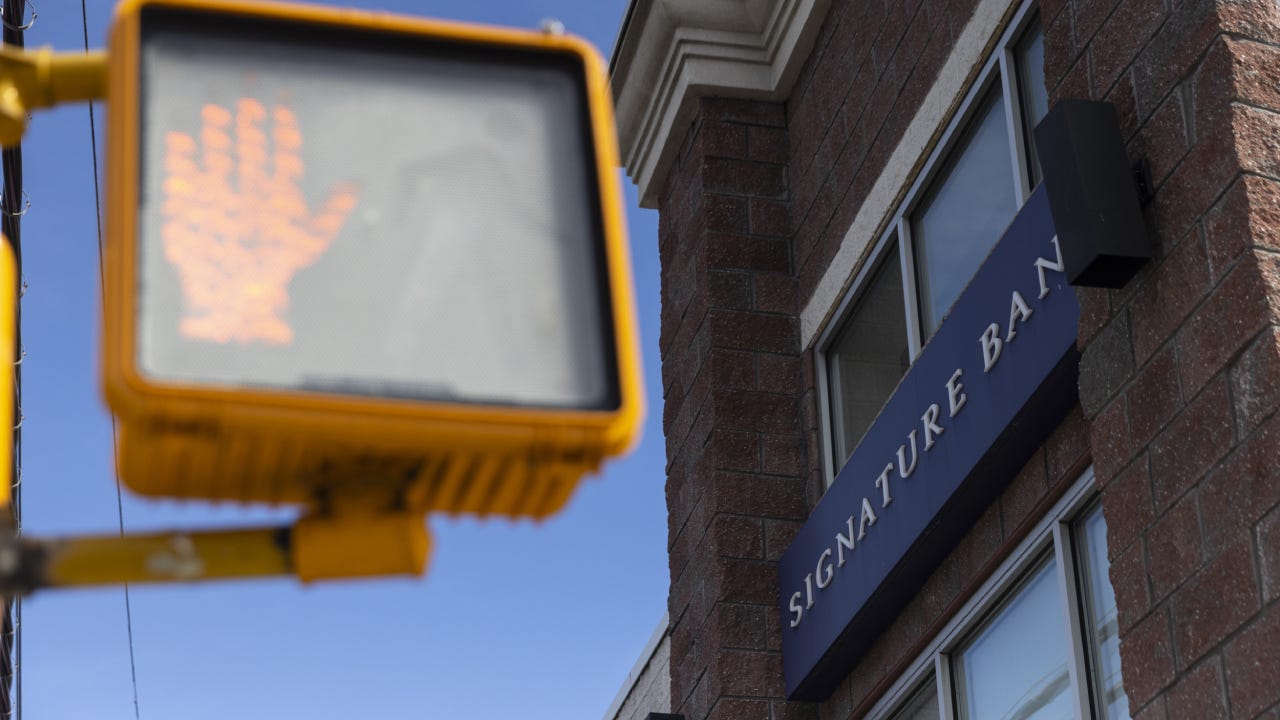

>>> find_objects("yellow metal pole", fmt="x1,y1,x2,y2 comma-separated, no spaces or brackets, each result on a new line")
0,235,14,521
0,510,430,592
39,526,292,588
32,49,108,106
293,512,429,583
0,47,107,146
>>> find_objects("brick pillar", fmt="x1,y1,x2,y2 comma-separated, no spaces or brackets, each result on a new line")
1045,2,1280,717
656,98,813,720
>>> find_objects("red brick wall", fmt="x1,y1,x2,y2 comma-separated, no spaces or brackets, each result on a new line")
656,97,811,720
1046,1,1280,718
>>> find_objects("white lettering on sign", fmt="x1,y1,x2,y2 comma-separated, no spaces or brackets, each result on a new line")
858,497,878,540
1007,291,1033,342
896,430,919,478
875,463,894,508
921,403,944,450
786,235,1065,628
981,323,1003,372
815,549,834,589
836,516,856,567
1035,236,1064,299
947,369,967,418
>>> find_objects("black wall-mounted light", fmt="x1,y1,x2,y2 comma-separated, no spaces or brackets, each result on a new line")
1034,100,1151,288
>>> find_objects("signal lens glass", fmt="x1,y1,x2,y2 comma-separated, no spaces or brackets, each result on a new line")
136,11,617,410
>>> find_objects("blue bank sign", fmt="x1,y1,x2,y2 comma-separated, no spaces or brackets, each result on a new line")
779,187,1081,700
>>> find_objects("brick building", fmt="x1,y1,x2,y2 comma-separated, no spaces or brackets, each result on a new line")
608,0,1280,718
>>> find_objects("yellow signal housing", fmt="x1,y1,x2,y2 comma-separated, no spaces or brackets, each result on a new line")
102,0,642,519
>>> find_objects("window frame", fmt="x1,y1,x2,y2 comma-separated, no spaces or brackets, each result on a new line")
862,468,1117,720
815,2,1042,485
1071,497,1129,719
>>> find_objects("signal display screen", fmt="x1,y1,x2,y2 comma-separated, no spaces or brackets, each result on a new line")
136,11,618,410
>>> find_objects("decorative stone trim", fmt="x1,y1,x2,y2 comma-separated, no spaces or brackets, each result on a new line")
609,0,830,208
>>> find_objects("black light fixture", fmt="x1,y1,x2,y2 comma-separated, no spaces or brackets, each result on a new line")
1034,100,1151,288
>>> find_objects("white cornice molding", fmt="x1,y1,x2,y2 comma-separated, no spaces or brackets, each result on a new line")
610,0,831,208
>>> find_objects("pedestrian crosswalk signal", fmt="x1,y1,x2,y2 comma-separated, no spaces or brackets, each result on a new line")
101,0,643,519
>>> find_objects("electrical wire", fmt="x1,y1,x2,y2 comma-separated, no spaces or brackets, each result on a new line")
80,2,141,717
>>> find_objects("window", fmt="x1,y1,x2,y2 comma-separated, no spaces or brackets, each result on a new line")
911,88,1018,334
1075,504,1128,719
952,558,1072,719
819,6,1047,480
1016,28,1049,185
827,250,910,467
866,471,1129,720
890,679,941,720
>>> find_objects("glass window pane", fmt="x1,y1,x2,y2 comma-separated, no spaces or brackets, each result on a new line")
911,88,1017,336
891,678,941,720
953,559,1072,720
828,248,910,468
1076,505,1130,720
1017,26,1048,185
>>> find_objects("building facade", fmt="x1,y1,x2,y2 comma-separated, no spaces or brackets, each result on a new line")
606,616,674,720
609,0,1280,718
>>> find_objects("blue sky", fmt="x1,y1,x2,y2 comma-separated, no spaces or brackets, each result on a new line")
16,1,667,718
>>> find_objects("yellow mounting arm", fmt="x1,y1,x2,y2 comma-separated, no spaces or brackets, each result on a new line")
0,513,429,592
0,48,107,146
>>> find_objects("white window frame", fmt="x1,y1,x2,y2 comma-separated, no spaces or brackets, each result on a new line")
865,468,1111,720
816,1,1042,485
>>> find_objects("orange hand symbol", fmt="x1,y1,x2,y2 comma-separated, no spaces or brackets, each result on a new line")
161,99,359,345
